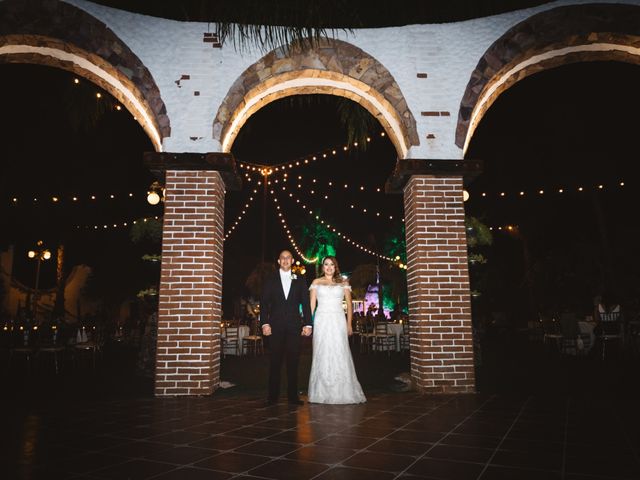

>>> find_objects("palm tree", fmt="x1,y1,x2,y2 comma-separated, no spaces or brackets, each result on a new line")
299,212,339,276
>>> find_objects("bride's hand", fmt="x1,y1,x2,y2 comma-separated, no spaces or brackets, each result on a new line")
347,325,353,336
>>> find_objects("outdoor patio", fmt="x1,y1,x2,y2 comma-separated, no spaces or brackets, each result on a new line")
3,337,640,480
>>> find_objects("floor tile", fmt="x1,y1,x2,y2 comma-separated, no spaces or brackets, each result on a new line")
248,458,330,479
193,451,271,473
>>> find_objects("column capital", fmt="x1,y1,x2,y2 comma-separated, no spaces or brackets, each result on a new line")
385,158,482,193
143,151,242,190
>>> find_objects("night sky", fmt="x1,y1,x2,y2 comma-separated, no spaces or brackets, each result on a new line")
1,5,639,319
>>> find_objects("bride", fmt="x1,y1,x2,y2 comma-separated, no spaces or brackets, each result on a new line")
308,256,366,404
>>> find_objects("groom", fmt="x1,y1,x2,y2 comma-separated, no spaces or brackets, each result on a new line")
260,250,312,406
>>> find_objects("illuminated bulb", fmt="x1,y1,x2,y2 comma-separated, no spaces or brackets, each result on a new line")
539,190,544,194
52,197,59,202
28,250,36,258
73,78,79,84
598,185,603,189
620,181,625,186
381,132,385,136
463,190,470,202
43,250,52,260
578,187,583,192
96,92,102,98
519,191,524,196
115,105,122,111
558,189,563,193
500,192,505,197
147,192,160,205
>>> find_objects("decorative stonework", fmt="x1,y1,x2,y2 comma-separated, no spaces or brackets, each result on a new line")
0,0,170,149
213,39,419,159
456,3,640,151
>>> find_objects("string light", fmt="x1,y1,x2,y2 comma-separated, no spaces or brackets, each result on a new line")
224,188,259,240
270,196,318,264
74,216,160,230
237,130,387,174
472,181,626,199
271,188,394,262
6,192,137,206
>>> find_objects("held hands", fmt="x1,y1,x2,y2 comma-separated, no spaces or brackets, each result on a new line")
302,326,312,337
347,324,353,336
261,324,272,336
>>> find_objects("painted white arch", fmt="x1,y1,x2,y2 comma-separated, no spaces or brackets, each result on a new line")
221,75,409,159
0,44,163,152
463,42,640,155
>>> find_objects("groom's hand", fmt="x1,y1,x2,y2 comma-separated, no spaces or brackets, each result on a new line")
261,324,272,336
302,326,312,337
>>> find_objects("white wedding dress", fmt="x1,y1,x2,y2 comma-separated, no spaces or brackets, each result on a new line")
308,284,366,404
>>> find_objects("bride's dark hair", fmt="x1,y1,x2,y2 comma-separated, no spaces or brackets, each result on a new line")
320,256,343,283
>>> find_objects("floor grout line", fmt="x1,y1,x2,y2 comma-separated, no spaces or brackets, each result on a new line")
475,395,531,480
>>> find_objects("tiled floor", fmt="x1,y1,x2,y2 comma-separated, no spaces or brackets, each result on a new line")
5,389,640,479
3,336,640,479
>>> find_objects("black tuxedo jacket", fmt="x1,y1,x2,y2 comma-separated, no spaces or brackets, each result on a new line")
260,271,312,331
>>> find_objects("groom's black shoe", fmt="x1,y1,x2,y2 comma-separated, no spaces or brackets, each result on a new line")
288,398,304,406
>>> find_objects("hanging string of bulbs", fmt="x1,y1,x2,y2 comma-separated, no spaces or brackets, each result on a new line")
270,195,319,264
264,180,399,221
224,188,259,240
73,216,161,230
270,188,396,263
237,131,386,174
7,192,137,205
471,181,626,199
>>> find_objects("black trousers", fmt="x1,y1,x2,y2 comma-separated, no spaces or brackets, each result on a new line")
267,326,301,401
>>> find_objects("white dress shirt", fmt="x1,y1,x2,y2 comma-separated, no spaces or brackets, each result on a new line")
279,269,292,299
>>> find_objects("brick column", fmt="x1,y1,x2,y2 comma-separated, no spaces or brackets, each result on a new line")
155,170,225,396
403,175,475,393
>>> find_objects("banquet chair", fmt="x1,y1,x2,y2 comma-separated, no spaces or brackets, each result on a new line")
36,326,66,374
399,321,410,351
599,311,623,360
242,319,264,356
222,326,240,358
541,315,562,353
358,318,376,353
558,312,582,355
374,321,396,355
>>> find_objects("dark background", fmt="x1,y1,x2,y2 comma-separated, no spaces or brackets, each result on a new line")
1,0,638,323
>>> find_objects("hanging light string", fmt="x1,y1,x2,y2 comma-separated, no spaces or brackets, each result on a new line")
7,192,138,206
264,177,398,221
270,195,319,264
224,188,259,240
471,181,626,200
270,188,395,262
237,131,386,174
74,216,161,230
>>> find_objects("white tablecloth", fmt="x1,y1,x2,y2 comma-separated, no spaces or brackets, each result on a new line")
386,323,404,351
222,325,250,355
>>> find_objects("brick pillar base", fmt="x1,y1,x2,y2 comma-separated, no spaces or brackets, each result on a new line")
403,175,475,393
155,170,225,396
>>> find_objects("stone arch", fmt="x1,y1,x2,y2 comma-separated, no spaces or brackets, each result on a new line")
214,39,419,159
457,3,640,154
0,0,170,152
